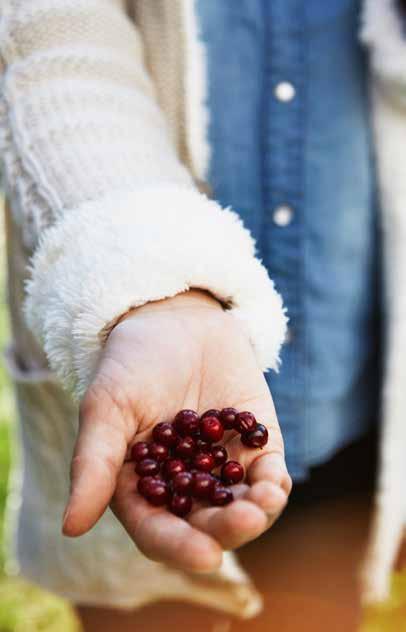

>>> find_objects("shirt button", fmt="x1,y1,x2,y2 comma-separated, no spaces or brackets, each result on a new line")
273,205,294,227
274,81,296,102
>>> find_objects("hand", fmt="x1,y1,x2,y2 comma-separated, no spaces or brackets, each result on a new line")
62,290,292,572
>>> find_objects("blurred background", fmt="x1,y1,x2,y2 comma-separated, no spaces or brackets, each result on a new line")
0,197,405,631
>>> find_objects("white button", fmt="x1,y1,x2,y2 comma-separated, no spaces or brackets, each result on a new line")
274,81,296,102
273,205,294,227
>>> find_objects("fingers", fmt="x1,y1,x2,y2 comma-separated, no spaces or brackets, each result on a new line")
248,451,292,496
62,385,134,537
188,478,287,550
245,480,288,514
189,499,268,549
225,409,291,492
216,398,291,542
112,463,223,573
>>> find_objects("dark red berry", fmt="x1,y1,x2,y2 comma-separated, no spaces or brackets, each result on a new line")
152,422,178,447
221,460,244,485
210,445,228,467
172,471,194,495
140,478,169,506
241,423,269,448
174,410,200,436
135,458,160,477
195,437,211,453
169,493,193,517
201,409,221,420
192,472,215,499
137,475,156,497
162,458,186,480
148,481,170,506
149,442,169,462
131,441,150,462
234,411,257,434
211,484,234,506
220,407,238,430
193,451,215,472
175,436,196,459
200,416,224,443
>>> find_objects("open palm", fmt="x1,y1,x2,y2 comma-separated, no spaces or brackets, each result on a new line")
62,291,291,572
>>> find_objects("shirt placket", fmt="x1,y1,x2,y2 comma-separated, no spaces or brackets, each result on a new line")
262,0,307,478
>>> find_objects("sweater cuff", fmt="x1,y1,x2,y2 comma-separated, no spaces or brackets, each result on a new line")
24,186,288,399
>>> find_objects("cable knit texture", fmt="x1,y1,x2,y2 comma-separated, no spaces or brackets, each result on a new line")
0,0,284,615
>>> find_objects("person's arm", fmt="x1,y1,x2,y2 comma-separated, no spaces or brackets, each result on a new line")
0,0,291,571
0,0,287,398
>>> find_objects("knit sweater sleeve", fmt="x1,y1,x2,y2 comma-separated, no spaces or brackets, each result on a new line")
361,0,406,107
0,0,287,399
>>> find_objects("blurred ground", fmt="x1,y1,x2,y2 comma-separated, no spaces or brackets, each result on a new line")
0,204,405,631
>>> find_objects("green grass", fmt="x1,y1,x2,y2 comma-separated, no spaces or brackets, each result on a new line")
0,207,80,631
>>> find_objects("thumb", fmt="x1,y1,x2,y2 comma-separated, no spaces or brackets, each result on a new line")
62,384,133,537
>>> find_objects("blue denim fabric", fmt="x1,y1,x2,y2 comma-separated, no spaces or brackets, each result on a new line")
197,0,380,480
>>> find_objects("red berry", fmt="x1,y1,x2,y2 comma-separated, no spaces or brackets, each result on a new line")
148,482,170,506
149,442,169,462
172,471,194,495
241,423,269,448
131,442,150,462
162,458,186,480
195,437,211,453
192,472,215,499
137,475,156,497
193,451,215,472
235,411,257,434
152,422,178,447
201,409,221,420
140,478,169,506
221,461,244,485
211,485,234,506
175,436,196,459
211,445,228,467
174,410,200,436
169,493,193,517
220,407,238,430
135,458,160,477
200,416,224,443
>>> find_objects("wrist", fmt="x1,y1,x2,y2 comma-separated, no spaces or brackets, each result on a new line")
101,289,223,342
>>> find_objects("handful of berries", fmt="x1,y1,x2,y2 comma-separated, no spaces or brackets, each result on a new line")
131,408,269,518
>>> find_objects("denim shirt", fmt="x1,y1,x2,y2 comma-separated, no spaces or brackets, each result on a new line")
197,0,380,480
